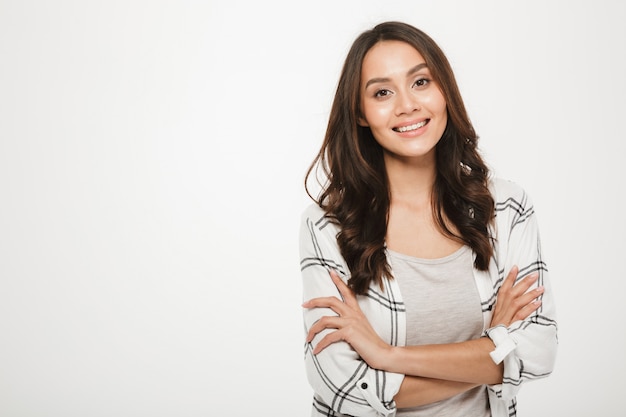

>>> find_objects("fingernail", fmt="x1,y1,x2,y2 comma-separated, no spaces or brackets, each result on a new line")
535,286,544,293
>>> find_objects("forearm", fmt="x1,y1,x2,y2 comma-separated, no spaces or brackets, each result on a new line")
381,337,503,385
394,375,480,408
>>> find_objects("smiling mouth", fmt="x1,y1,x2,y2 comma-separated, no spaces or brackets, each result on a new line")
393,119,429,133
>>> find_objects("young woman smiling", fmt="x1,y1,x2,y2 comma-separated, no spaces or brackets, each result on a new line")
300,21,557,417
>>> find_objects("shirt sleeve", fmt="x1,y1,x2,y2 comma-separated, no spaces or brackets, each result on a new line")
299,205,404,417
486,180,558,401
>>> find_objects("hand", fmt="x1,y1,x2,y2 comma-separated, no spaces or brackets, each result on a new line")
490,265,544,328
302,269,392,368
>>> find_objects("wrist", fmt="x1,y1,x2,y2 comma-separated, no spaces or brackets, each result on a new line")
376,344,403,373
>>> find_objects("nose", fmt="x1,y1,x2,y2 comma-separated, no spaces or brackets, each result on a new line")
395,90,420,116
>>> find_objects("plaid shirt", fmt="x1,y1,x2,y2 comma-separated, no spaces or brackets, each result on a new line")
299,177,558,417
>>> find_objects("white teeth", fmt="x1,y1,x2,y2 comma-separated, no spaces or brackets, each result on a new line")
395,120,428,132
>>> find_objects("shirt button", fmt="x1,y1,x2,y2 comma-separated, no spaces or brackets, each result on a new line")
361,382,368,389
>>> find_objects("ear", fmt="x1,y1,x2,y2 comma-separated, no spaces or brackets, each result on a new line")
357,116,369,127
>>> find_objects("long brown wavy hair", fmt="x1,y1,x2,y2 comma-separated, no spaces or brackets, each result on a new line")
305,21,495,295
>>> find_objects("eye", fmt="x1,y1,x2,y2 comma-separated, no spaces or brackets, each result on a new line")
374,89,392,98
413,78,430,88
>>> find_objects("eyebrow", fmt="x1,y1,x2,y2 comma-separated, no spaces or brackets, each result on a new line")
364,63,428,89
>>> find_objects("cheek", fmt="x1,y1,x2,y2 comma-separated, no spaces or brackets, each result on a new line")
424,92,447,116
439,102,448,122
439,100,448,118
365,104,392,125
434,91,448,117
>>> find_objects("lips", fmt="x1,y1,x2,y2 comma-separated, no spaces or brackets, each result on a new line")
393,119,429,133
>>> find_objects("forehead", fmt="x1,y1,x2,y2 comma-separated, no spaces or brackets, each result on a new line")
361,40,426,79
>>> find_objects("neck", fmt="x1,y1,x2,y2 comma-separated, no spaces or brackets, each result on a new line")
384,153,436,207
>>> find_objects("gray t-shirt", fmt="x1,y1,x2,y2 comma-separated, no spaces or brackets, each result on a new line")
388,245,490,417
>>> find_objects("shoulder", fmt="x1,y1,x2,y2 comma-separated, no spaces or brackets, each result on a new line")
299,203,345,267
488,176,537,219
301,202,326,221
488,176,529,205
300,203,339,236
488,177,538,240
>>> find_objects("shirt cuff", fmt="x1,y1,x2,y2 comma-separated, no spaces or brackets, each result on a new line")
356,377,397,417
484,325,517,364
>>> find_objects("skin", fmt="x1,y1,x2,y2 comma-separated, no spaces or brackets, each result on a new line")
359,41,448,165
360,40,457,259
302,40,545,408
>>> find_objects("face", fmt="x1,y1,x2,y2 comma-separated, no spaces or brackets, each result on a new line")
359,40,447,164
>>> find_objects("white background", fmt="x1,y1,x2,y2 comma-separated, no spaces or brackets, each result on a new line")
1,1,624,416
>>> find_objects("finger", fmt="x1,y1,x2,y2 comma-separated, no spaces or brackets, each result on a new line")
509,272,539,297
501,265,519,291
302,296,351,317
306,316,343,342
302,295,342,308
514,284,544,309
328,269,358,307
312,330,345,355
513,299,543,322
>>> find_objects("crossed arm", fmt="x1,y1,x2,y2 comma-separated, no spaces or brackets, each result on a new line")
302,267,544,408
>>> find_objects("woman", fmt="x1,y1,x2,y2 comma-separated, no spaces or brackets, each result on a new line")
299,21,557,416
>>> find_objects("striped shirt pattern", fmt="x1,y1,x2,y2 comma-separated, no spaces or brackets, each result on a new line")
299,177,558,417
